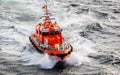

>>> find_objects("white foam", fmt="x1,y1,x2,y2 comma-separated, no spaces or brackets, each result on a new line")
20,50,59,69
59,14,96,66
65,40,95,66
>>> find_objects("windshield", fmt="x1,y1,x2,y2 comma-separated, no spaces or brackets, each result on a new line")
50,32,54,35
41,31,61,36
55,31,61,34
42,32,49,36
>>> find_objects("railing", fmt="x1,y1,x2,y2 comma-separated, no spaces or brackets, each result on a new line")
39,41,69,51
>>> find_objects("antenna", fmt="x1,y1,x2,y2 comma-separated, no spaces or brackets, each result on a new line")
40,0,54,21
43,0,51,21
42,0,49,14
44,0,47,5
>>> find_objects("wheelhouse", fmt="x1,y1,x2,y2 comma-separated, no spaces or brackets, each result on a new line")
38,24,62,36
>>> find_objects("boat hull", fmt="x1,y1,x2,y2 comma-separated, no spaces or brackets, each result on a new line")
29,35,73,60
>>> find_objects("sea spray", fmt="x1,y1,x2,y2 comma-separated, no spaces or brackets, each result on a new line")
65,39,95,66
21,50,58,69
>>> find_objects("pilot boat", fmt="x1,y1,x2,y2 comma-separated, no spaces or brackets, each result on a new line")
29,4,73,60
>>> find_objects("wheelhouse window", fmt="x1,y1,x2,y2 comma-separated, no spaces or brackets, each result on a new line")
42,32,49,36
55,30,61,34
41,30,61,36
41,27,49,36
50,32,54,35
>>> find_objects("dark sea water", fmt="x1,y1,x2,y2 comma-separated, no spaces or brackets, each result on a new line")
0,0,120,75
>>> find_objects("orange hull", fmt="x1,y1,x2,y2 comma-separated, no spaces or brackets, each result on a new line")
29,35,72,60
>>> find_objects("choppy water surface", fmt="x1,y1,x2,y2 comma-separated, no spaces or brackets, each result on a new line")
0,0,120,75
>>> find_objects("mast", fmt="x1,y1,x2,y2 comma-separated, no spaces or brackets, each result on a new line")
39,0,55,22
42,0,50,21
